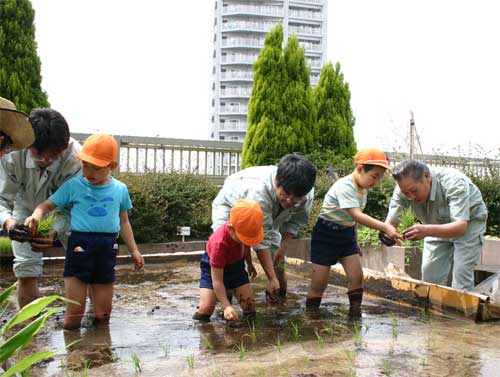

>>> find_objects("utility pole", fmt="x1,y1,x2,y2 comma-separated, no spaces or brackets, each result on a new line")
409,111,415,159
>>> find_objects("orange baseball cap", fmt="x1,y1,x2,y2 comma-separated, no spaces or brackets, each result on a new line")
77,134,118,168
354,147,391,171
229,199,264,247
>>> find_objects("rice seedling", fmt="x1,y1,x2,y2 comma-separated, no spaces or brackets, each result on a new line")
314,328,324,349
186,353,195,369
201,334,214,350
162,343,171,357
237,341,246,360
0,237,12,253
378,359,391,376
37,214,58,238
244,321,257,344
303,355,311,368
274,334,282,352
352,321,363,347
391,315,399,340
388,340,395,355
290,321,300,341
255,367,265,376
420,356,428,368
131,352,142,373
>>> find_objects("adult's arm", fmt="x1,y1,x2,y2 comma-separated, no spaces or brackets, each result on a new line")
403,221,468,240
0,153,21,231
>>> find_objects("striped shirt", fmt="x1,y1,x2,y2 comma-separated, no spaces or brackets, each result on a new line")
319,174,367,226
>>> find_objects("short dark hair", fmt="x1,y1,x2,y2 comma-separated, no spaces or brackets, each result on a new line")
392,160,429,182
276,154,316,196
29,109,70,153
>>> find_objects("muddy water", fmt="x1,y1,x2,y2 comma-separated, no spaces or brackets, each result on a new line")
1,258,500,377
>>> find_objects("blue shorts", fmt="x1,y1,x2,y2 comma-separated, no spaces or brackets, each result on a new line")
199,252,249,290
310,218,359,266
64,231,119,284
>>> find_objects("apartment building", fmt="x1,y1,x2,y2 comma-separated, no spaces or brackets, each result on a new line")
209,0,328,142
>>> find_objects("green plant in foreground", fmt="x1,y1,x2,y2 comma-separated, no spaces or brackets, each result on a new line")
274,335,282,352
237,341,246,360
290,321,300,341
0,284,78,377
352,321,363,347
37,214,58,238
0,237,12,253
200,334,214,350
314,328,324,349
131,352,141,373
391,316,399,340
162,343,170,357
243,322,257,344
186,353,195,369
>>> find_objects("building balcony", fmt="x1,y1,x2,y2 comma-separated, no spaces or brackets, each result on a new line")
307,58,321,68
299,41,322,52
221,54,259,65
290,0,323,5
221,37,264,49
222,21,277,33
219,105,248,114
310,75,320,86
223,4,283,17
220,88,252,97
289,10,322,20
221,71,253,81
219,122,248,132
289,25,322,36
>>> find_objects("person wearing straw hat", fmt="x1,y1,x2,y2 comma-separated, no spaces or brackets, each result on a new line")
306,148,402,318
193,199,264,322
0,96,35,156
0,107,82,307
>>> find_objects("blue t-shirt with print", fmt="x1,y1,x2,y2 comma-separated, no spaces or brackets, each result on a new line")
49,174,132,233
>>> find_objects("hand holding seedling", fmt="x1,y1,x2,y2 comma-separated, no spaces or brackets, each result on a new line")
223,305,238,321
30,230,57,252
403,224,429,241
24,214,42,236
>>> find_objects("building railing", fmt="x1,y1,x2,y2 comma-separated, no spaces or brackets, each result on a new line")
223,4,283,16
219,104,248,114
220,87,252,97
289,25,321,35
219,122,248,131
71,133,498,181
289,9,322,19
222,21,277,32
221,70,253,80
222,37,265,48
221,54,259,64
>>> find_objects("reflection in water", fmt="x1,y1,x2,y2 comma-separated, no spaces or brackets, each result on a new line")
2,260,500,376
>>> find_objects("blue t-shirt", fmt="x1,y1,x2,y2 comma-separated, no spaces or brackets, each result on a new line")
49,174,132,233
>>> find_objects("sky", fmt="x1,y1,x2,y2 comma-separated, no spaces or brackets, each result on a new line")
30,0,499,158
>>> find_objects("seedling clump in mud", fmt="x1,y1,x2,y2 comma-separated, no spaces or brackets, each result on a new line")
9,214,58,242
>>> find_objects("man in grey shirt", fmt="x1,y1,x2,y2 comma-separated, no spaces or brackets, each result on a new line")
384,160,487,290
212,154,316,301
0,109,82,307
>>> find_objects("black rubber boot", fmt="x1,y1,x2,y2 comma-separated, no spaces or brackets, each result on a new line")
347,288,363,318
305,296,322,308
192,312,211,322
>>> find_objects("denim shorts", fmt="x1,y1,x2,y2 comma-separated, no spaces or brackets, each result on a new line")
199,252,249,290
64,231,119,284
310,218,359,266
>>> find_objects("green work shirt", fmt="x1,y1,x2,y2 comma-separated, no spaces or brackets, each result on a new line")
0,138,82,238
212,166,314,251
386,166,487,226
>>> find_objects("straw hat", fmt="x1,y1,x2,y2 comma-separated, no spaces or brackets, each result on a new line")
0,96,35,150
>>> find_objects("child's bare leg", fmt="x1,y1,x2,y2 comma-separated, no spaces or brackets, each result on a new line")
339,254,363,317
233,283,255,315
306,264,330,308
90,283,114,326
194,288,217,321
64,277,88,330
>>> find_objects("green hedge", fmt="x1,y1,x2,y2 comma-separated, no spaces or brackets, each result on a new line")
117,173,219,243
116,162,499,244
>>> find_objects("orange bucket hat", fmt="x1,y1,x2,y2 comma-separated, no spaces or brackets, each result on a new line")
354,147,391,171
77,134,118,168
229,199,264,247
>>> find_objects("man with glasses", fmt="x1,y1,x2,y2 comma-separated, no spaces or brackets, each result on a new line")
212,154,317,302
0,108,81,307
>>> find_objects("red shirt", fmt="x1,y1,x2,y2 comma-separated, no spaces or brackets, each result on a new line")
206,223,250,268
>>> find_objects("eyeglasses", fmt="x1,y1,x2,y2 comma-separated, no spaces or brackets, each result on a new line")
29,149,62,163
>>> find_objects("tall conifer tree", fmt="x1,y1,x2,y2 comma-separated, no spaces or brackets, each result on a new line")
0,0,49,112
242,23,287,167
314,62,356,158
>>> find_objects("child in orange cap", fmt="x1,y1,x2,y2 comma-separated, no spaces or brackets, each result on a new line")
306,147,402,317
24,134,144,329
193,199,264,322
